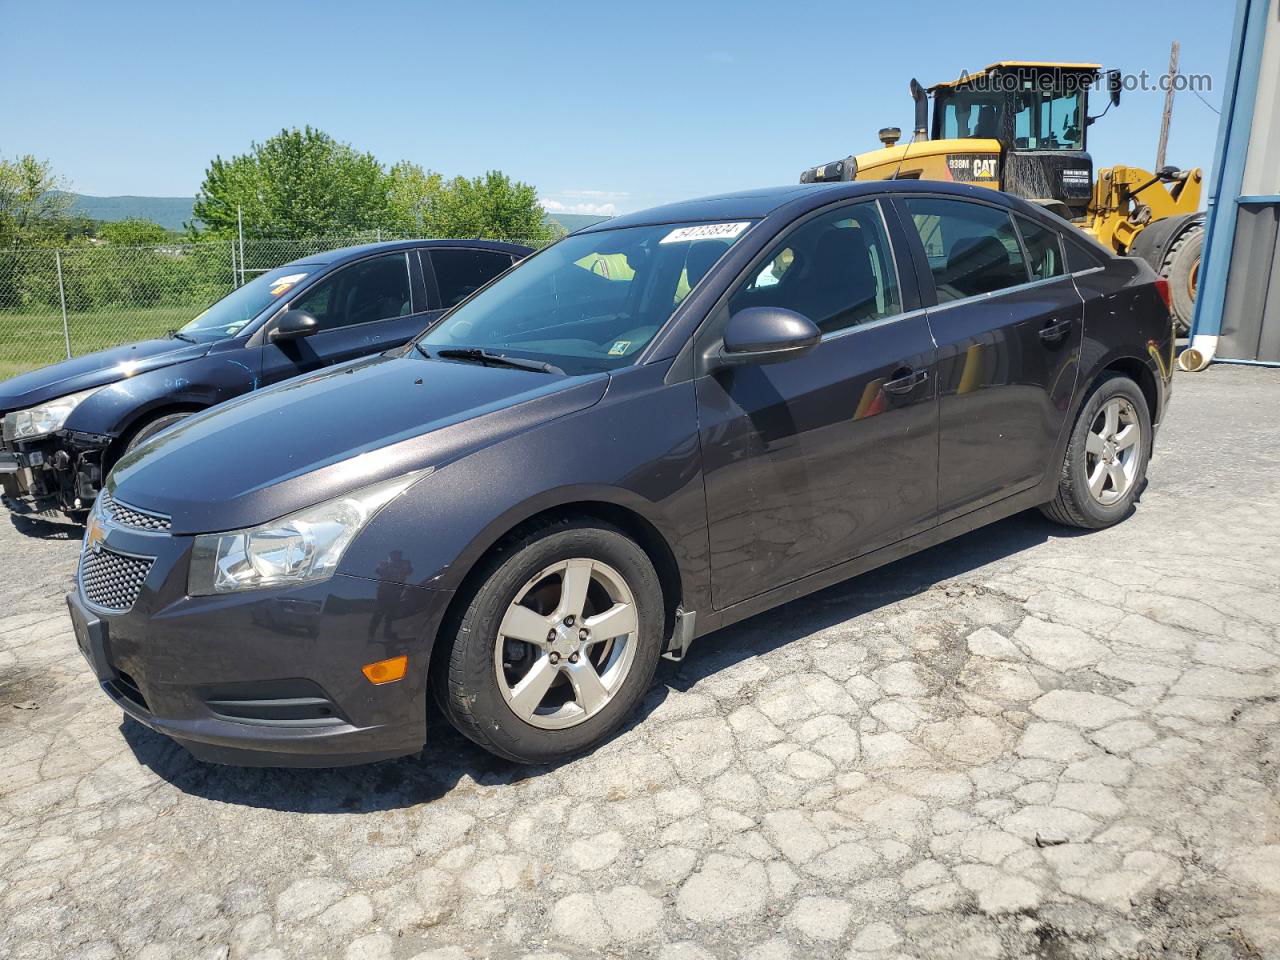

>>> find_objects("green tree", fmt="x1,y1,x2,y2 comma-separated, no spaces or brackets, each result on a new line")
427,171,557,245
0,154,71,248
386,161,443,234
192,127,394,238
98,218,171,245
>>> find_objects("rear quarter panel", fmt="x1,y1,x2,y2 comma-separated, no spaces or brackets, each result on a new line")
1070,256,1174,426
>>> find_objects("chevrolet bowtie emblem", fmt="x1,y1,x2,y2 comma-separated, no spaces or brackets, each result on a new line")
85,514,106,555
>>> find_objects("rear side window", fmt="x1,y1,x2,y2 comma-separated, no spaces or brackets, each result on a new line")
428,248,514,309
729,200,901,336
1016,215,1065,280
904,197,1029,302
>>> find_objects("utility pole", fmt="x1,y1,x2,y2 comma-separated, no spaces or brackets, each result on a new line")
1156,40,1180,171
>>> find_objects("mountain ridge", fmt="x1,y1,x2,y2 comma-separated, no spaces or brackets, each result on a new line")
55,192,608,235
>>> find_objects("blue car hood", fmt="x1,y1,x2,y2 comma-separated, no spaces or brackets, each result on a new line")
0,338,212,412
110,353,609,534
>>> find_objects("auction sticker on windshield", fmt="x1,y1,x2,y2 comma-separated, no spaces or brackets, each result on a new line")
660,222,751,244
270,273,309,296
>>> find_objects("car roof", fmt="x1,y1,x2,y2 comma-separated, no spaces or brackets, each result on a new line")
284,237,534,268
581,179,1049,232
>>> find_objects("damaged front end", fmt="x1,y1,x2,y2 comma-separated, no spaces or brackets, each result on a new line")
1,387,114,518
0,426,112,517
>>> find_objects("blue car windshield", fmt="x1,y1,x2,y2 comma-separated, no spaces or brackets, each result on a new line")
417,221,756,373
177,265,318,343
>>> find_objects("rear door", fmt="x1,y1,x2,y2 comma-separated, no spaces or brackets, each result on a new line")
894,195,1083,520
258,251,420,384
696,199,939,609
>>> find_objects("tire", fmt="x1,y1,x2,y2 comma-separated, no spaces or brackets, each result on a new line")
1160,225,1203,335
125,412,191,453
1040,373,1152,530
434,518,665,764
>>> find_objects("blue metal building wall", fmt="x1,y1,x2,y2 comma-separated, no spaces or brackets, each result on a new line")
1190,0,1280,365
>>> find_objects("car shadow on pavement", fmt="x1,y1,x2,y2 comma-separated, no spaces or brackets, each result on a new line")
121,507,1083,813
8,512,84,541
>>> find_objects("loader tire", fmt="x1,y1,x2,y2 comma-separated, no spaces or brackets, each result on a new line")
1160,225,1203,336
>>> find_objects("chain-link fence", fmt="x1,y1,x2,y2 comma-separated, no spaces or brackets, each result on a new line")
0,233,550,380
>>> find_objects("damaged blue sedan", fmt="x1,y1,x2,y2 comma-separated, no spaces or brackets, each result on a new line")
0,239,529,521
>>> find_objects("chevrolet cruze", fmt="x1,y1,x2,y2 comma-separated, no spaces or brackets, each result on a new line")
65,181,1173,766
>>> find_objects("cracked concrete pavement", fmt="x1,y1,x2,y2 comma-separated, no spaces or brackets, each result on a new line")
1,365,1279,960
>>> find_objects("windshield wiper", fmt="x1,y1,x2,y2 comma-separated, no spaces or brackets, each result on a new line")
168,329,197,343
435,347,564,376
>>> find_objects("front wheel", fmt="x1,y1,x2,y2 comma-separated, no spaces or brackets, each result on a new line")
434,519,664,763
1040,374,1152,529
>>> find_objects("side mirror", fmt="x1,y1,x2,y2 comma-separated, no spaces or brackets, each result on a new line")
1107,69,1122,108
270,310,319,342
717,307,821,367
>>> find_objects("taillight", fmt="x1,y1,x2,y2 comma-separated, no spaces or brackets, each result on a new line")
1153,277,1172,312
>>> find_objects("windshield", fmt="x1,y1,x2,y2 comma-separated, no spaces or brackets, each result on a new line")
177,265,318,342
417,221,756,374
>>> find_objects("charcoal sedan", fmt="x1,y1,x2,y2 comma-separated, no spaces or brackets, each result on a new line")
1,239,529,521
67,180,1173,766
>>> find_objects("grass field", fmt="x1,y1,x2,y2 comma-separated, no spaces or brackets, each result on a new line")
0,304,201,381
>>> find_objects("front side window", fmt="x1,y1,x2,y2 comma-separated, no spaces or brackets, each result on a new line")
417,221,753,374
428,248,514,309
1017,215,1065,280
177,265,317,343
730,202,901,336
904,197,1029,302
291,253,412,331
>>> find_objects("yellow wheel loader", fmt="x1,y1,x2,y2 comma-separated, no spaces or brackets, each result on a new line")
801,62,1204,332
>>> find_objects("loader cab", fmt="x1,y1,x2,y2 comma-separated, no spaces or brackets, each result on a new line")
930,62,1105,218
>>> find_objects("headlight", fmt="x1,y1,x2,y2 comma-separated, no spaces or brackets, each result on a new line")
2,386,103,441
187,469,430,596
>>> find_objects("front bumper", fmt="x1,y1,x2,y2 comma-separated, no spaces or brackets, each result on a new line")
1,430,110,516
66,520,454,767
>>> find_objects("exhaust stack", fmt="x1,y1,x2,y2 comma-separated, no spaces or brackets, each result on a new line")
910,78,928,140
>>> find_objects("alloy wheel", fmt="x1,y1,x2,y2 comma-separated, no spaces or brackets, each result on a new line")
493,558,639,730
1085,397,1142,505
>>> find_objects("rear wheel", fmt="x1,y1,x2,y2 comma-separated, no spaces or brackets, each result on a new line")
1041,374,1152,529
434,519,664,763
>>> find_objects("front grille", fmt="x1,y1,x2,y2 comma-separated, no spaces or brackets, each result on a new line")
98,490,171,531
80,547,153,611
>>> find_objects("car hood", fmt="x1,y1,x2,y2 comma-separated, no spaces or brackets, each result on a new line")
0,338,212,412
109,353,610,534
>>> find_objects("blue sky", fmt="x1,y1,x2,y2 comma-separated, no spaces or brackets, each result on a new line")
1,0,1233,216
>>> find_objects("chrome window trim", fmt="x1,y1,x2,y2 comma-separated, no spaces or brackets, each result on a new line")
922,272,1075,318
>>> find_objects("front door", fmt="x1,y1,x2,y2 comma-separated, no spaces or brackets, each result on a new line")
697,200,939,609
897,196,1084,520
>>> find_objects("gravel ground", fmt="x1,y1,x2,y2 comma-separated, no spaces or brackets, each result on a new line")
1,365,1279,960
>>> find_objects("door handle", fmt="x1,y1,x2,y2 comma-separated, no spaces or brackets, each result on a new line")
1039,318,1074,342
883,367,929,395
